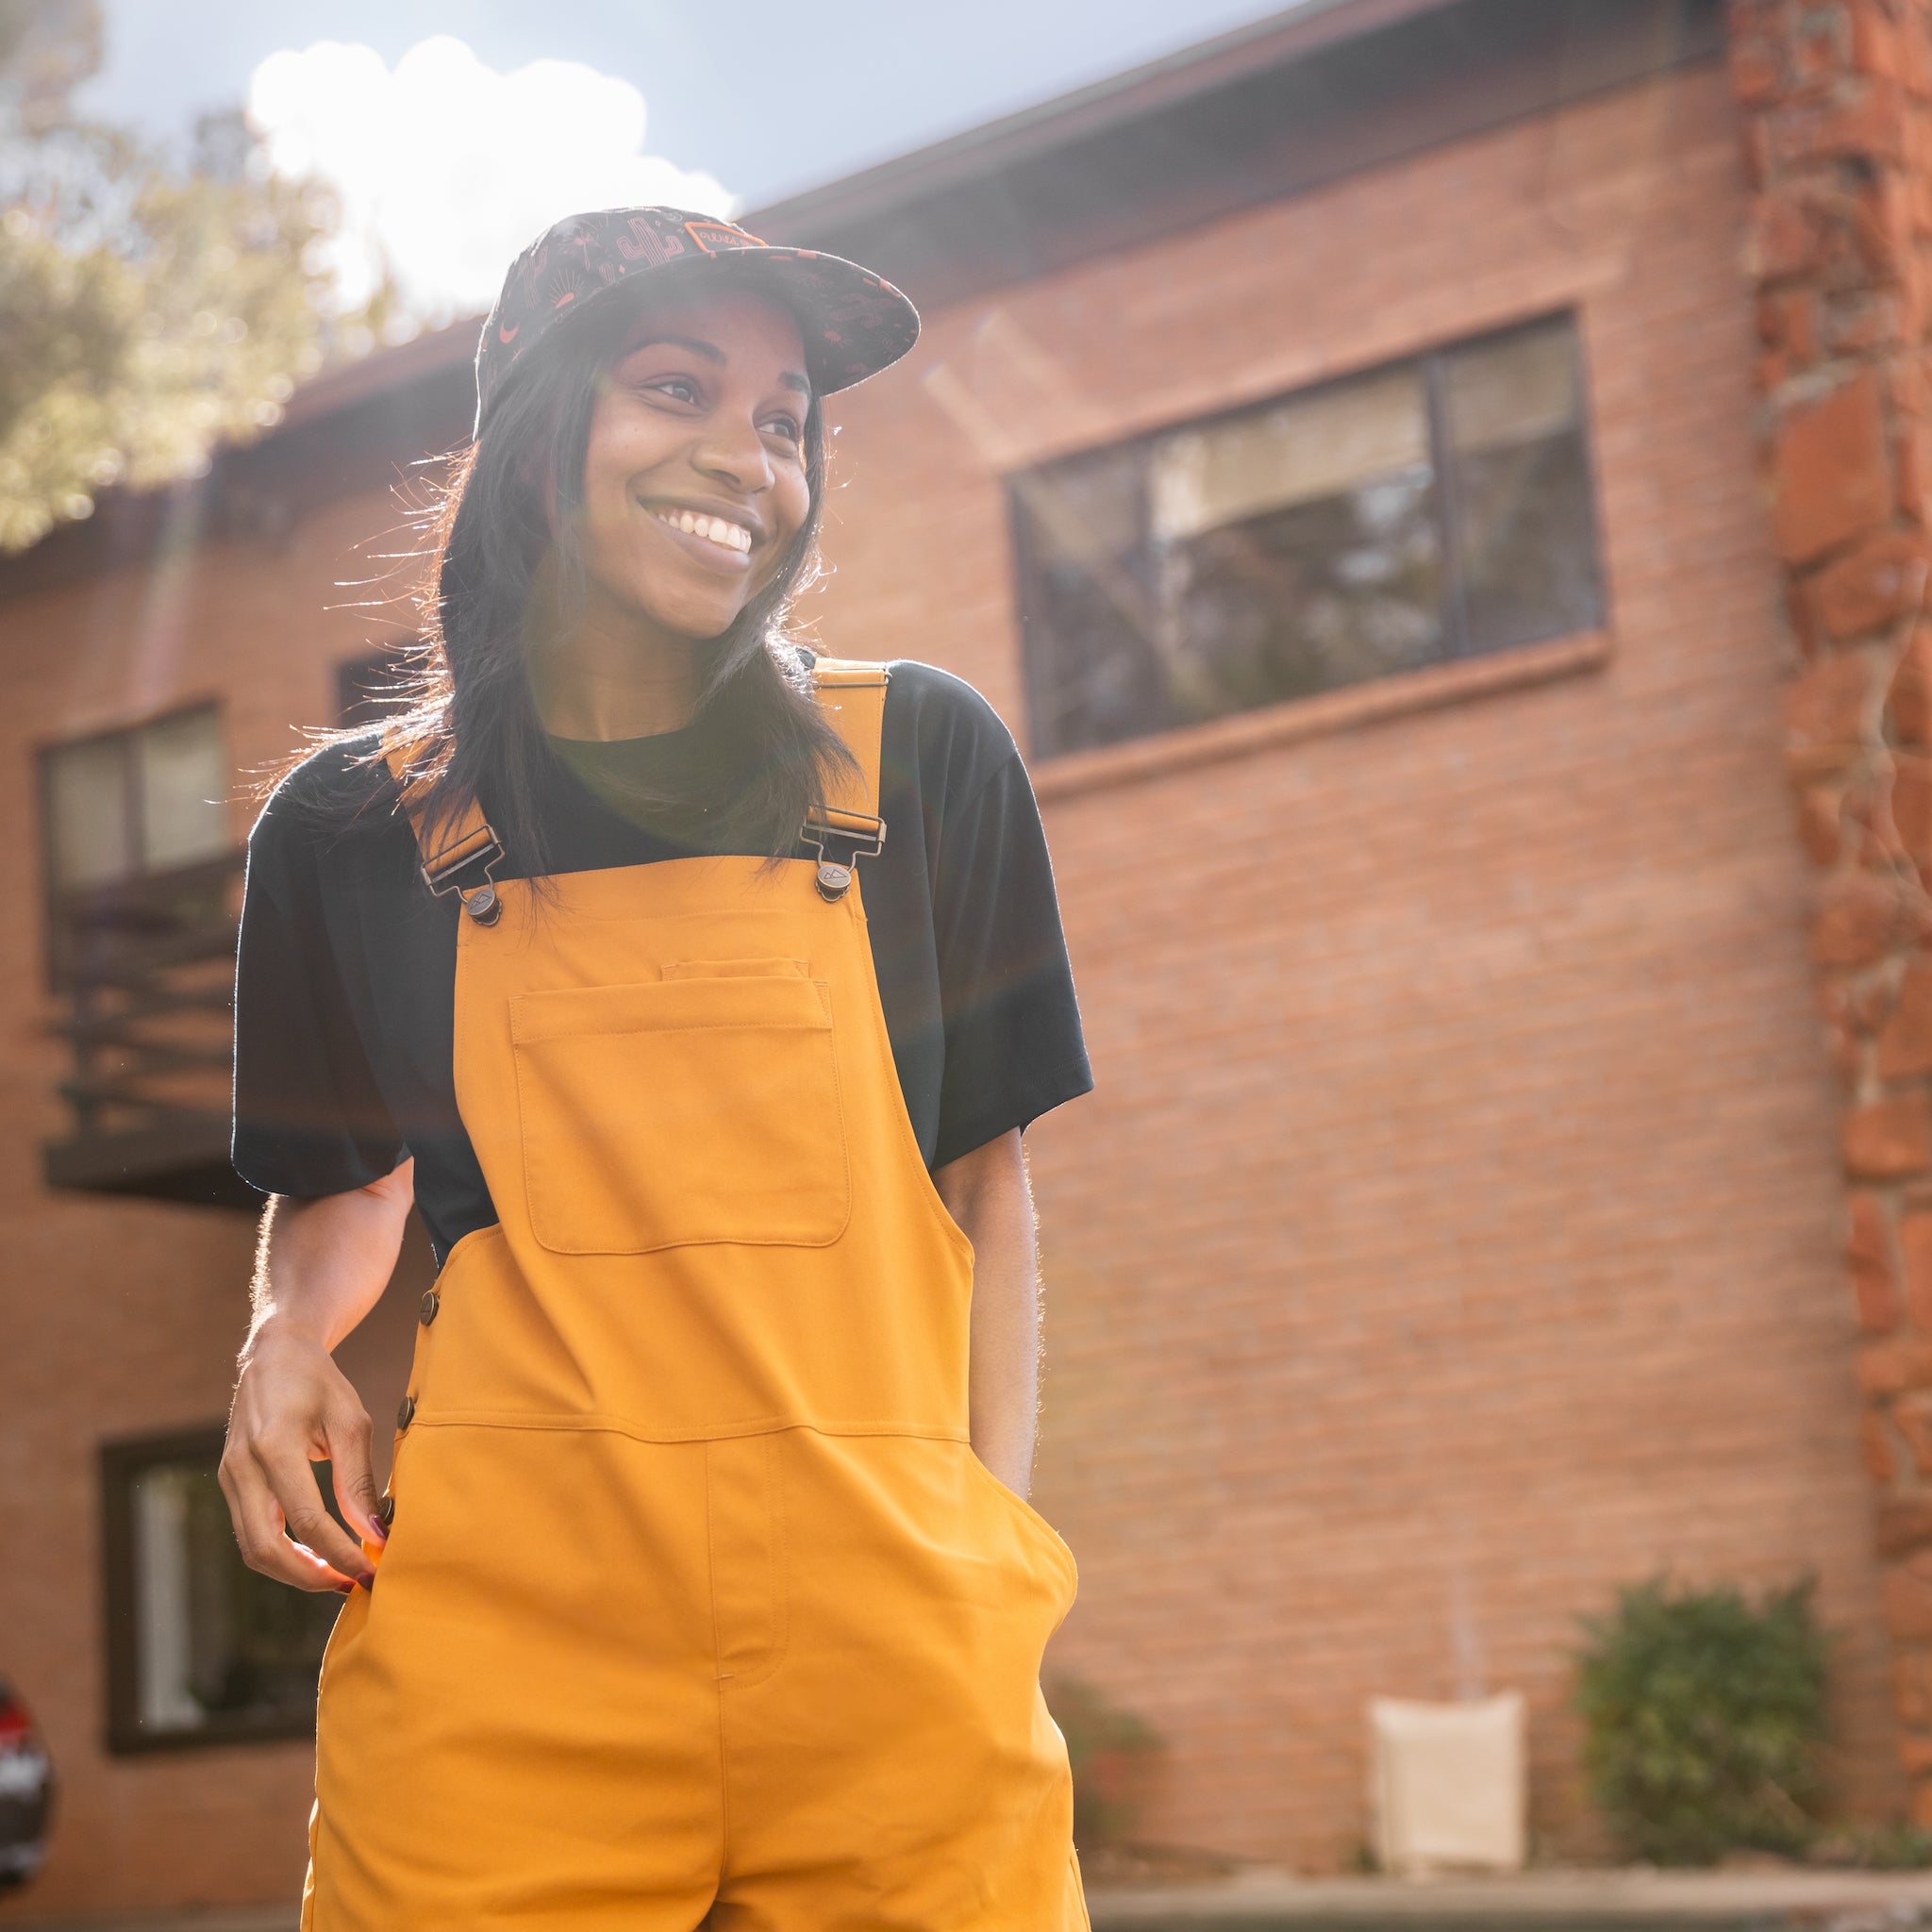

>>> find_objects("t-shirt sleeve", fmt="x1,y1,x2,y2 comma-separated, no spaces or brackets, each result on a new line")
232,784,405,1197
930,746,1093,1167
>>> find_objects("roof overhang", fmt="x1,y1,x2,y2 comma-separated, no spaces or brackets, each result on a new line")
746,0,1724,306
746,0,1467,248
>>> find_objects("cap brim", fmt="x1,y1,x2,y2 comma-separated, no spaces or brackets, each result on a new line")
688,245,921,398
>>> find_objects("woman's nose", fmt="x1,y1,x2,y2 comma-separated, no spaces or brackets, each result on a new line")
691,416,774,492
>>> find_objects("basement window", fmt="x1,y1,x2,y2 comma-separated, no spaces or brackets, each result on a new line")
1009,313,1605,758
101,1428,341,1753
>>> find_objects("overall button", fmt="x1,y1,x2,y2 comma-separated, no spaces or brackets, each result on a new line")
396,1394,417,1430
418,1289,440,1326
376,1494,395,1532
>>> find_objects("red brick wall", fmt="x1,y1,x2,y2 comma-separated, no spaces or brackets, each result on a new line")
0,491,435,1920
816,58,1903,1865
1730,0,1932,1829
0,50,1903,1920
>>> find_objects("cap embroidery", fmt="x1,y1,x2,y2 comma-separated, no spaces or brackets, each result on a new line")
616,217,687,266
684,218,761,255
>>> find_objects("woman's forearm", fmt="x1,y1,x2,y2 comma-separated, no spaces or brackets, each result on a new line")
245,1158,417,1356
936,1129,1041,1497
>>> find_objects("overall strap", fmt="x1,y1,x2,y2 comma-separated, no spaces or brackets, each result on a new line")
383,734,508,925
805,657,890,903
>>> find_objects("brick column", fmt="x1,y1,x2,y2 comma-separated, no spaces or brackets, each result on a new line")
1731,0,1932,1814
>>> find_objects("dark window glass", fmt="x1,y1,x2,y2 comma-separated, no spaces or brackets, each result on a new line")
101,1428,340,1754
1014,443,1160,758
1441,320,1603,655
336,644,416,727
1012,314,1603,758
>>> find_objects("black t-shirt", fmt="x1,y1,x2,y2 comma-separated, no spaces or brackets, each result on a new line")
232,658,1093,1265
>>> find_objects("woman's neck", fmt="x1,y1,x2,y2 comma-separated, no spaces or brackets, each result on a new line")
527,580,703,742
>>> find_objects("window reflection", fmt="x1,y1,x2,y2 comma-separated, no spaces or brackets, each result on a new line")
1012,314,1604,757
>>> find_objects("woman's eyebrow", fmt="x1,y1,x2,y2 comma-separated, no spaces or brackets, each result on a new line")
625,330,724,362
625,331,811,396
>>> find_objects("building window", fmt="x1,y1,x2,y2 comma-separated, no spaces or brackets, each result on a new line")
335,644,416,728
1009,313,1605,758
100,1428,339,1754
38,705,233,988
42,706,228,897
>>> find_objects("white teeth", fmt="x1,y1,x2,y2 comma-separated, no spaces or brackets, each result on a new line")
655,508,752,554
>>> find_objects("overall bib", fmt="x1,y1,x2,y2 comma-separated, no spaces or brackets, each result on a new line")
301,662,1086,1931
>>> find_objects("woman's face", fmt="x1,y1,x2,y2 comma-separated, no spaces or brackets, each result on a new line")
575,284,813,642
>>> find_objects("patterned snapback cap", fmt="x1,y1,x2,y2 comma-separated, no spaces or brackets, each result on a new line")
474,207,921,436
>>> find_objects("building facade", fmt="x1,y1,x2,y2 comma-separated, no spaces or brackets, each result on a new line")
4,0,1928,1915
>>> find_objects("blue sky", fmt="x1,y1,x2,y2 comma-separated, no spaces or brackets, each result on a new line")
82,1,1297,210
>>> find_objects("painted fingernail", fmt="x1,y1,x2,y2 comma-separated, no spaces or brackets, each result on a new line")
367,1515,388,1541
335,1583,355,1596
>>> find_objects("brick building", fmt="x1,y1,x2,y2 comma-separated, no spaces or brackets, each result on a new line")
7,0,1932,1916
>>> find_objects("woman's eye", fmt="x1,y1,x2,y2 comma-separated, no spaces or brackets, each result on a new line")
645,376,701,405
763,415,805,444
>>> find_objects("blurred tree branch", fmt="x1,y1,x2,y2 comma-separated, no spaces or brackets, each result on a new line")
0,0,371,553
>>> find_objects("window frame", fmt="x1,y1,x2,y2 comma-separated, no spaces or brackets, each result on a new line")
99,1424,330,1757
1008,309,1607,761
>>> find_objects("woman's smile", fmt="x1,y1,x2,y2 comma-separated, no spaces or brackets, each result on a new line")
639,496,759,567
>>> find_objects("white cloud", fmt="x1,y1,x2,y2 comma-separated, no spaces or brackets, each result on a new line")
246,36,734,325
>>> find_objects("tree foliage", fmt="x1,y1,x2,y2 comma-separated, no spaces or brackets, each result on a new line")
0,0,348,552
1575,1575,1831,1865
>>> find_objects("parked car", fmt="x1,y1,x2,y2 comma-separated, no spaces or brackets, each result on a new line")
0,1679,53,1889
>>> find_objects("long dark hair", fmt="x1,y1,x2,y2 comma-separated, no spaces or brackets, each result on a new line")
355,285,854,871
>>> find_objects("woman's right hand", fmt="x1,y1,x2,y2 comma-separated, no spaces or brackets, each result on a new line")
221,1316,381,1592
221,1321,378,1591
220,1165,414,1591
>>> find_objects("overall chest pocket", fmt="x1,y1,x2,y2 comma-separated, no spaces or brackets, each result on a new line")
509,961,850,1255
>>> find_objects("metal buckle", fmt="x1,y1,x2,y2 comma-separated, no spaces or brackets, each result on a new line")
421,835,507,926
801,807,886,903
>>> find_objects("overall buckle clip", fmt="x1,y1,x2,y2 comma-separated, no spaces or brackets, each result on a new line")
802,806,886,903
421,831,508,926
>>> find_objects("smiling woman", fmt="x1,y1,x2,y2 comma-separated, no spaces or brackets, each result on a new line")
223,208,1094,1931
566,294,813,666
368,222,882,874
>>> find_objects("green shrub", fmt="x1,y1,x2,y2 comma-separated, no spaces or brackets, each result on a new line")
1574,1576,1830,1865
1044,1674,1165,1850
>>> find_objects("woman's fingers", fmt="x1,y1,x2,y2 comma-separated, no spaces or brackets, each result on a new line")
252,1443,374,1591
218,1444,360,1592
324,1403,385,1550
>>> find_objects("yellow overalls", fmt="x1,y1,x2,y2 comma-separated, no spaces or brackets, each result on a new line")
301,661,1086,1930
